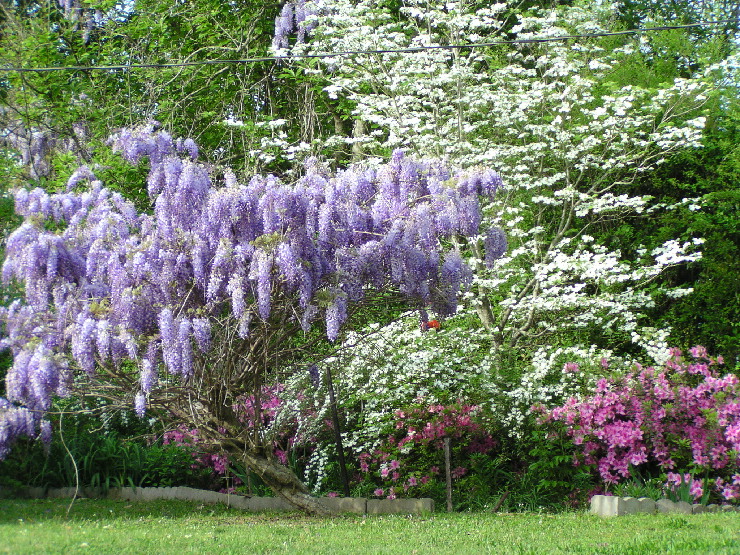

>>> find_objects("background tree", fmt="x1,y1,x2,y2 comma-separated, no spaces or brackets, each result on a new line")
0,0,331,195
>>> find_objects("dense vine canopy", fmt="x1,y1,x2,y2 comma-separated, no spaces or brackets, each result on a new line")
0,124,505,509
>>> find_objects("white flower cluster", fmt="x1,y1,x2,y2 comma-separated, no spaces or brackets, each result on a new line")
501,345,617,435
285,315,626,488
283,312,498,488
269,1,711,362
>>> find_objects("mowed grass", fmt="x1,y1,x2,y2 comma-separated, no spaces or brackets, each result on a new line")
1,498,739,554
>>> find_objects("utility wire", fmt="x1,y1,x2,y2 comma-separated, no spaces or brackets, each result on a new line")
0,19,735,73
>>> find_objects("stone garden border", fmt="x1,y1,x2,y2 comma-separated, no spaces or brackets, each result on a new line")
590,495,740,517
0,485,434,515
8,487,738,516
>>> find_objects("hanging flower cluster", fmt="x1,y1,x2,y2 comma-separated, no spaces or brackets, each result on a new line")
272,0,322,50
0,123,505,457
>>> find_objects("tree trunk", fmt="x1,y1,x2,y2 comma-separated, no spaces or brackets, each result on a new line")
241,451,332,516
351,119,365,161
475,294,495,332
470,240,495,331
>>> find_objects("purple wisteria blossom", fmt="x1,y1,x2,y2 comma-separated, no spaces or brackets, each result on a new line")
0,124,504,462
272,0,321,50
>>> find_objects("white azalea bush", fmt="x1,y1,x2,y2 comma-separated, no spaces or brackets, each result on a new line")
280,311,616,498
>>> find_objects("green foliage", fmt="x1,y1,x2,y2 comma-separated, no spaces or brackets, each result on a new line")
0,177,19,223
0,0,309,194
664,473,711,506
0,396,215,491
612,474,665,501
522,429,595,509
451,452,516,512
0,421,209,491
604,97,740,364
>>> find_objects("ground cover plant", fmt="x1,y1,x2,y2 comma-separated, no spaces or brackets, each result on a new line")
1,498,740,554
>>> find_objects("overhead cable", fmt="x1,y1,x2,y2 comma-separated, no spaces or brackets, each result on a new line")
0,19,735,73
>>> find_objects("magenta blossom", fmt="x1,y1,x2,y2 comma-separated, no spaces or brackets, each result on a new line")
547,348,740,504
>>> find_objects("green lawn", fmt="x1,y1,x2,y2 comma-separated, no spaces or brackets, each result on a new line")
1,499,739,554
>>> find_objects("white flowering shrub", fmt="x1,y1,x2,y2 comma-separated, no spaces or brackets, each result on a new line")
276,311,486,488
284,311,618,490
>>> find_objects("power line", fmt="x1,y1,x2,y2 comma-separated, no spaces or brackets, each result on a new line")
0,19,735,73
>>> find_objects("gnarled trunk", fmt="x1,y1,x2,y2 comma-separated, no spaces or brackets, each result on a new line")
241,451,331,515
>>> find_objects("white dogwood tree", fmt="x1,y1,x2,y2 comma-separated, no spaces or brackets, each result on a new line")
271,0,717,364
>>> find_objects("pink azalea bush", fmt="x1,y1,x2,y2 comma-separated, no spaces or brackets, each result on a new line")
356,402,497,499
540,347,740,503
162,426,239,492
162,384,306,492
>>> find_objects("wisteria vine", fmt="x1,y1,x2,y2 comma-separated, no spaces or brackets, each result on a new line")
0,122,505,459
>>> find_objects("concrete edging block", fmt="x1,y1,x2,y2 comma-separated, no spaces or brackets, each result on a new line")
115,487,140,501
46,487,78,499
139,487,170,501
656,499,692,514
590,495,616,516
221,495,253,510
590,495,655,517
674,501,694,514
637,498,656,514
9,485,739,516
175,486,228,504
26,487,46,499
241,496,293,512
321,497,367,514
591,495,656,516
590,495,737,517
366,498,434,515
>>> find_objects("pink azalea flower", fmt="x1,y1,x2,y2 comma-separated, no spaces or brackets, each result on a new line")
451,466,467,479
563,362,579,373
